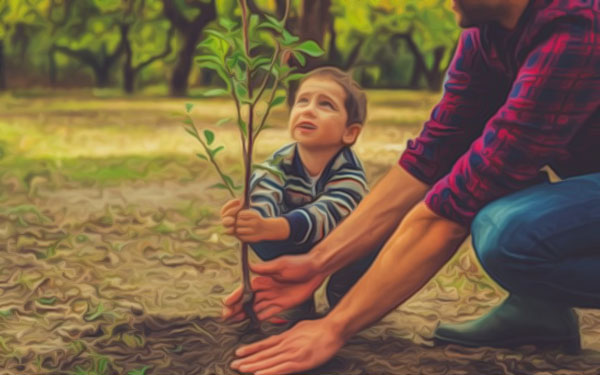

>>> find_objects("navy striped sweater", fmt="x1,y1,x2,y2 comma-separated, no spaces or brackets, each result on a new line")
249,143,369,260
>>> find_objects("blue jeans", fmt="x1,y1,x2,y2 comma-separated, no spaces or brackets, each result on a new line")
472,172,600,308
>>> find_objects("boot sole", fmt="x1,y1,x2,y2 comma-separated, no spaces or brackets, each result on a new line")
433,333,581,354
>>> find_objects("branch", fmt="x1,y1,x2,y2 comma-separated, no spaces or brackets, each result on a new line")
344,38,364,70
106,23,130,66
187,121,236,198
134,26,175,73
161,0,191,31
51,44,101,71
252,44,280,106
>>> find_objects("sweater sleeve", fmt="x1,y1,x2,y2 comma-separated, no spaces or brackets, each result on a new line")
282,166,369,246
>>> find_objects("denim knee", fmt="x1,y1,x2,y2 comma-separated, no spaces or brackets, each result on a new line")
471,199,528,282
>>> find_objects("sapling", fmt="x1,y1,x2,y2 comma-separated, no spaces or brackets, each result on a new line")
184,0,324,324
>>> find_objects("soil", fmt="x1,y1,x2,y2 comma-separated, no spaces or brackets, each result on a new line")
2,173,600,375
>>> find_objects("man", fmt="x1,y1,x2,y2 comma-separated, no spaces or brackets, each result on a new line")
224,0,600,374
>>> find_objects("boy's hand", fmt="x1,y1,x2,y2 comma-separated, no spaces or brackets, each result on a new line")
221,198,244,235
236,210,290,243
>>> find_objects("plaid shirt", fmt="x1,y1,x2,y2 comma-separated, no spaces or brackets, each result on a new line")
249,143,369,259
400,0,600,226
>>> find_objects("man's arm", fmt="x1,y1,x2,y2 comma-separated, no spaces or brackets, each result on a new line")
310,164,429,275
231,202,467,375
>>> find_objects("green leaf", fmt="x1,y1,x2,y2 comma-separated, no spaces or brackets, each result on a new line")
209,183,229,190
252,164,285,180
292,51,306,66
251,56,271,70
203,88,228,97
265,14,284,31
84,303,105,322
210,146,224,157
196,153,208,161
284,72,306,83
183,117,193,126
38,297,57,305
205,29,230,43
185,103,194,113
294,40,325,57
223,175,242,190
98,358,108,374
184,126,200,140
238,120,248,137
234,83,248,99
204,130,215,146
270,95,286,107
281,30,300,46
219,18,237,31
216,118,231,127
128,366,151,375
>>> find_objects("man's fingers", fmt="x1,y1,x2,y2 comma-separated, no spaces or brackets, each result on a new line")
223,286,243,305
235,333,284,357
225,311,246,323
233,348,294,374
249,258,284,276
256,304,284,321
254,361,303,375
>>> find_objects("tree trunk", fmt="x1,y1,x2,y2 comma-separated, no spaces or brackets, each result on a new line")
122,26,135,94
48,47,57,86
163,0,216,97
170,36,197,97
0,40,5,90
95,66,111,88
287,0,332,106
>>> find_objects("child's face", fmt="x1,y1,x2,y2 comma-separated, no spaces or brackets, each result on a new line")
289,77,360,149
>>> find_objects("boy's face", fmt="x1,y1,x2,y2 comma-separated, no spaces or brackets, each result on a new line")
289,77,361,150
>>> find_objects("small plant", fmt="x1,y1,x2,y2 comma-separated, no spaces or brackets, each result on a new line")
185,0,324,322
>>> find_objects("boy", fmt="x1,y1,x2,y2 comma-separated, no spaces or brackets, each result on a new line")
221,67,378,319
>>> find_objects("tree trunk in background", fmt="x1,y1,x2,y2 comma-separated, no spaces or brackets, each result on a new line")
0,40,5,90
170,36,198,97
122,24,135,94
162,0,216,97
286,0,332,106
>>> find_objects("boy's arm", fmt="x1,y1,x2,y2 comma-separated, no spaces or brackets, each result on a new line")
281,165,369,248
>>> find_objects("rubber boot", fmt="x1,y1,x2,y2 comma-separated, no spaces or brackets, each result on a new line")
434,294,581,353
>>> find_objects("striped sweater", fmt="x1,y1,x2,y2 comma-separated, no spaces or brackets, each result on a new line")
249,143,369,260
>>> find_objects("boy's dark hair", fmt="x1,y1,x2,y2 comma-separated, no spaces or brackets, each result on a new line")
299,66,367,127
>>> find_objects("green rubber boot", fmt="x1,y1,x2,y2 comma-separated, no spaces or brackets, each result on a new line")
434,295,581,353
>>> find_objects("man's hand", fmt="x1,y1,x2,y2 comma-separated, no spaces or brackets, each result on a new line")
221,254,326,322
230,318,345,375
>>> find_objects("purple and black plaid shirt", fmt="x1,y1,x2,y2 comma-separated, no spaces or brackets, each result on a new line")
399,0,600,226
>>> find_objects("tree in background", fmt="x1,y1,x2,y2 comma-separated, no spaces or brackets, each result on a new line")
49,0,128,87
121,0,175,94
161,0,216,97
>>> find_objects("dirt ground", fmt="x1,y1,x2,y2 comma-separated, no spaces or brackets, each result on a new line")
1,92,600,374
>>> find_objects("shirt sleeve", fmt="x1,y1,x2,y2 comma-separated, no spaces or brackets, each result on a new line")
426,18,600,226
283,167,369,246
248,169,285,218
399,29,505,185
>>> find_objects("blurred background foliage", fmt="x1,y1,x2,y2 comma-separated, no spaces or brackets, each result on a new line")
0,0,460,96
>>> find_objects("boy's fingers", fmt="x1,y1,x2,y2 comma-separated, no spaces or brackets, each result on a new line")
222,217,236,227
220,199,242,216
235,228,257,235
